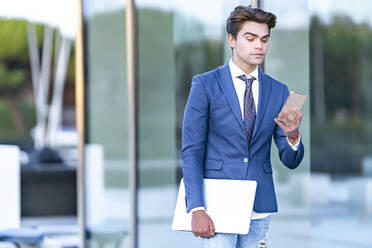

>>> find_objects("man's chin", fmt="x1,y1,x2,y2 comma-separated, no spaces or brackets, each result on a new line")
247,61,263,67
252,57,265,64
251,59,264,66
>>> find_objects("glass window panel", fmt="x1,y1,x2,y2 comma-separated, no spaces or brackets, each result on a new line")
0,18,78,222
83,1,130,247
136,1,246,247
310,0,372,247
262,1,311,247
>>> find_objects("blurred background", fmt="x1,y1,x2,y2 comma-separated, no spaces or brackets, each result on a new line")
0,0,371,247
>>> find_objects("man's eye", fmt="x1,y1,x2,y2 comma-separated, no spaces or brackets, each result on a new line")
262,39,268,43
247,38,254,41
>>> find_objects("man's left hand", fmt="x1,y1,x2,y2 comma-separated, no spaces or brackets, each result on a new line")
274,108,302,142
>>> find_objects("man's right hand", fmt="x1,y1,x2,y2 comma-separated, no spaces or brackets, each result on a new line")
191,210,215,238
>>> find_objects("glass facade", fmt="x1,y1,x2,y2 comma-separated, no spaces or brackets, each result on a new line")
136,1,246,247
262,1,311,247
136,2,179,247
0,19,77,218
82,1,130,247
0,6,79,247
79,1,372,248
310,1,372,247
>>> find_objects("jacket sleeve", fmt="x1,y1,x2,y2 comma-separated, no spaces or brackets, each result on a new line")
273,86,304,169
181,76,209,212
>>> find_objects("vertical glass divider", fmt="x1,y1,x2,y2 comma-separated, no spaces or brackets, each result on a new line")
75,0,86,247
126,1,139,248
251,0,263,71
251,0,259,8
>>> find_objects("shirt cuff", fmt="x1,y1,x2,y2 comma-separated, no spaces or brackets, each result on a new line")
287,134,301,151
190,207,205,213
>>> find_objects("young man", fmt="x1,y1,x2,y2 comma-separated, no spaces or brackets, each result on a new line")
181,6,305,248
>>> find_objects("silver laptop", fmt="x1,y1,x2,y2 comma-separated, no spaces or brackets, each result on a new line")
172,178,257,234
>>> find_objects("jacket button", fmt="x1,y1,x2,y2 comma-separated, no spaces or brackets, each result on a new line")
243,158,248,163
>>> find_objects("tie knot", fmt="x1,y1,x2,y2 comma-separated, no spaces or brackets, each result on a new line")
237,75,255,88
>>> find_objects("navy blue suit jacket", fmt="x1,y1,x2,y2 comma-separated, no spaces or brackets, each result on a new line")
181,62,304,213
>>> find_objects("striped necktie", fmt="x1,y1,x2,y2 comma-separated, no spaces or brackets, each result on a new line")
237,75,256,143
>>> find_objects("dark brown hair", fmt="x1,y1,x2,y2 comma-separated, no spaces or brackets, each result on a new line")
226,6,277,38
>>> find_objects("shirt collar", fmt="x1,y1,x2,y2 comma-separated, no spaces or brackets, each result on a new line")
229,59,259,81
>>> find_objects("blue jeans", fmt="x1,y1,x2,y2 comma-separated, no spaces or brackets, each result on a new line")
201,216,270,248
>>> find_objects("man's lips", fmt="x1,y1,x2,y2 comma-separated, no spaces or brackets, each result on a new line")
252,53,263,56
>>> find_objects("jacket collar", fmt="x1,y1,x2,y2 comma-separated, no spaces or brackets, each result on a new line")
215,62,245,132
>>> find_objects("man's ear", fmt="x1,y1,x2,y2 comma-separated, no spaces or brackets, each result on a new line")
227,34,235,49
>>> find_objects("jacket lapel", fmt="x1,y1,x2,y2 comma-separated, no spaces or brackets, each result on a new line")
215,63,245,132
252,67,272,142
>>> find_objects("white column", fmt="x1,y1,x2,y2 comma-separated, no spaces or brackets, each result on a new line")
0,145,20,230
85,144,105,227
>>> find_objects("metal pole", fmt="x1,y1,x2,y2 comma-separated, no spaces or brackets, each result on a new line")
126,1,138,248
76,0,86,247
251,0,259,8
251,0,264,71
314,25,326,123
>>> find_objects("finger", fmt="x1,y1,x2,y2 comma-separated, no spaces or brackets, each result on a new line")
274,118,286,130
292,108,302,123
278,110,287,119
209,220,215,236
280,111,294,126
276,112,287,125
287,110,301,128
209,229,215,237
275,119,290,135
287,111,297,122
275,118,295,137
296,110,303,125
278,115,290,127
278,110,290,123
291,108,302,120
201,230,210,238
282,112,298,130
203,232,211,239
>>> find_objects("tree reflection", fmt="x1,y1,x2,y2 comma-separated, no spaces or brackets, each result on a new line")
310,15,372,174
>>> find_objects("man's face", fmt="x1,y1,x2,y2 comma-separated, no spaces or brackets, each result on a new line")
228,21,270,68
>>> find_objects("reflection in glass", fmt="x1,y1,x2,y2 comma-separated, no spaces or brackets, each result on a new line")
83,1,129,247
262,1,311,247
136,1,245,247
310,0,372,247
0,8,79,247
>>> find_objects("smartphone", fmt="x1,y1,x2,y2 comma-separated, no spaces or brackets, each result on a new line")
281,91,307,112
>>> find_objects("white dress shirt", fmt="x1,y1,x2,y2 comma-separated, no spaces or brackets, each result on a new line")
190,60,300,220
229,60,272,220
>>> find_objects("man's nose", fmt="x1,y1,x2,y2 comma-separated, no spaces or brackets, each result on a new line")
255,40,263,49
